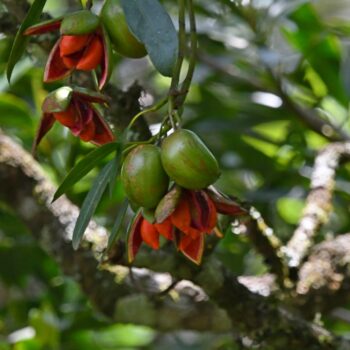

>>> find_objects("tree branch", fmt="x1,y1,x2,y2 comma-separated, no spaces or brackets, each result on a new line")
284,142,350,271
295,233,350,318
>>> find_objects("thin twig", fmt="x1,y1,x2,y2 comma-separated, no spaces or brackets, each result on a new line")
245,207,291,288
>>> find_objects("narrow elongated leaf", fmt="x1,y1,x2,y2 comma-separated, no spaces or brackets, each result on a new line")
107,198,129,249
121,0,178,77
53,142,118,201
108,148,121,197
72,161,115,250
108,131,127,196
7,0,47,82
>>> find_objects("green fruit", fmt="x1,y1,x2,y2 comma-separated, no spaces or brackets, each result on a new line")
60,10,100,35
100,0,147,58
161,129,220,190
121,145,169,209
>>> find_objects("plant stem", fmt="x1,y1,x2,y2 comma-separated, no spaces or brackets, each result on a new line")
167,0,187,128
126,97,168,133
170,0,186,93
177,0,197,109
85,0,93,10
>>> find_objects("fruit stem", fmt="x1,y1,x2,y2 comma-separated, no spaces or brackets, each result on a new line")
170,0,186,93
168,96,179,130
166,0,187,128
167,0,198,125
91,70,99,91
122,120,172,158
177,0,197,109
126,97,168,134
156,115,172,142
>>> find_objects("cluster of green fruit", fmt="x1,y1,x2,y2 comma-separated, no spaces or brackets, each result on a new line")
121,129,220,212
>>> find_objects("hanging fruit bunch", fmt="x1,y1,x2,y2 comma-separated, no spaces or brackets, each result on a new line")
7,0,247,265
122,129,247,264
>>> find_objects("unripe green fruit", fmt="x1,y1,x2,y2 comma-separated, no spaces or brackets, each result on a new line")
161,129,220,190
60,10,100,35
121,145,169,209
100,0,147,58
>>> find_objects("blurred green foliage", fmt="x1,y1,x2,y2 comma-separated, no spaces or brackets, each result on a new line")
1,0,350,348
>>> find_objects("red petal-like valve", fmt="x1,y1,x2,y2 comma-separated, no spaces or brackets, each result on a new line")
61,55,80,69
171,197,191,232
32,113,56,155
89,106,114,145
179,234,205,265
127,211,143,263
44,40,73,83
76,36,103,71
189,190,217,233
53,103,78,128
79,119,96,142
99,27,112,90
154,218,174,240
171,196,201,239
140,219,160,250
60,34,90,56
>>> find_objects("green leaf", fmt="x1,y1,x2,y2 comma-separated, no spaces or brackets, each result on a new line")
72,160,115,250
108,151,120,197
7,0,47,82
0,94,33,129
107,198,129,249
108,131,127,197
277,197,304,225
120,0,178,77
53,142,118,202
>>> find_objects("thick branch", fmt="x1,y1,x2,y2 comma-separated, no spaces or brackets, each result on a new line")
284,142,350,270
212,274,348,350
295,233,350,317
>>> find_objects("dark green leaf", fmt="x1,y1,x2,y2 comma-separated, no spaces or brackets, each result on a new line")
120,0,178,77
0,94,33,129
107,198,129,249
72,161,115,250
108,145,122,198
53,142,118,202
108,131,127,197
7,0,47,82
